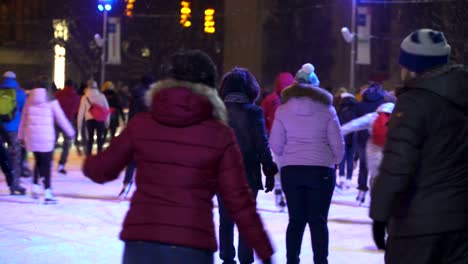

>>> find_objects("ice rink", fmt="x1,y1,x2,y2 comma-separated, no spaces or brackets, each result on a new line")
0,150,384,264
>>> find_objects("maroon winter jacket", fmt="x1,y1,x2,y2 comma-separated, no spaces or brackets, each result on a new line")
83,79,274,260
55,86,81,121
261,72,294,134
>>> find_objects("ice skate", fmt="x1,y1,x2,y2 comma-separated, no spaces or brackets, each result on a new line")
275,189,286,212
44,189,57,204
356,190,366,206
10,185,26,195
31,184,41,199
57,164,67,175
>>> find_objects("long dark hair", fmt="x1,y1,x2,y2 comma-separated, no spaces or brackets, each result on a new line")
33,75,55,100
218,67,260,103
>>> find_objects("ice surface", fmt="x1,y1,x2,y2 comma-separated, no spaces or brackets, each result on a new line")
0,150,384,263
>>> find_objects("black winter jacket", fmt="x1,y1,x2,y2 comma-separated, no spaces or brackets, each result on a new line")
225,102,278,191
338,96,358,146
370,64,468,237
356,85,385,145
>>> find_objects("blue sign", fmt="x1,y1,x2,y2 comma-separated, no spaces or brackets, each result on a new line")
357,14,367,26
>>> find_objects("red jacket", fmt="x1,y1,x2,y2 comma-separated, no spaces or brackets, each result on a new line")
83,80,274,260
55,86,81,121
261,72,294,134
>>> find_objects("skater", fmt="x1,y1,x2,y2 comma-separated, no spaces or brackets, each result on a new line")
0,71,27,195
77,80,110,156
217,67,278,264
341,102,395,200
18,75,75,203
83,50,273,264
370,29,468,263
55,79,81,174
101,81,125,141
261,72,295,209
269,63,344,264
336,92,359,190
120,74,155,197
354,82,386,204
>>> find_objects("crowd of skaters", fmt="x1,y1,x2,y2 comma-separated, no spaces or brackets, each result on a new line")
0,27,467,264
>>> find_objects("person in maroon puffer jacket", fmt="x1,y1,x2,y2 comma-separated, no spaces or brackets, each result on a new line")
55,79,82,173
82,50,274,264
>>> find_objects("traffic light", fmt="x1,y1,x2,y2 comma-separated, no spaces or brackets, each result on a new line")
204,8,215,34
125,0,136,17
180,1,192,28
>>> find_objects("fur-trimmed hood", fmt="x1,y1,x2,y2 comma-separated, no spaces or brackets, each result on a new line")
145,79,227,126
281,83,332,105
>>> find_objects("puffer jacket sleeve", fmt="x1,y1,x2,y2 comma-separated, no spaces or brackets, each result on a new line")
52,100,75,138
17,97,30,141
217,129,274,261
341,112,377,135
269,107,286,157
370,93,426,222
327,106,345,164
251,107,278,177
82,124,133,184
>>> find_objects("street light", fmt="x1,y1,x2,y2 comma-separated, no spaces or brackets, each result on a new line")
341,0,357,92
97,0,114,86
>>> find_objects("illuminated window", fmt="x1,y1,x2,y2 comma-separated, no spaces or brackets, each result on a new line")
204,8,215,34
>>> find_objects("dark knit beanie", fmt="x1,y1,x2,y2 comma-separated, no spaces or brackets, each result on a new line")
399,29,451,73
166,49,217,88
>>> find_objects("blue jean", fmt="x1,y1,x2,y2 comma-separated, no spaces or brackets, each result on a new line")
281,165,335,264
123,241,213,264
339,144,355,180
217,190,259,264
357,144,369,191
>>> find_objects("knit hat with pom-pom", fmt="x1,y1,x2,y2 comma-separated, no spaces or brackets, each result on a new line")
295,63,320,86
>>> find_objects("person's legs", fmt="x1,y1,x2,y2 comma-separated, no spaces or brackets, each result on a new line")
95,121,106,152
86,120,95,156
357,143,368,192
57,125,71,172
0,142,13,187
281,166,308,264
36,152,53,190
305,167,335,264
123,241,213,264
7,131,25,193
237,190,259,264
217,195,236,264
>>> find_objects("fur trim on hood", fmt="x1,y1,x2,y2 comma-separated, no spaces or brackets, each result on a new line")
145,79,228,123
281,83,332,105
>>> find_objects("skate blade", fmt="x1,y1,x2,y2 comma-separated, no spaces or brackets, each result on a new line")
44,199,58,205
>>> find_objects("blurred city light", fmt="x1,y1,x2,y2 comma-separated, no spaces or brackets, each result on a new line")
204,8,215,34
105,4,112,11
97,4,104,12
180,1,192,27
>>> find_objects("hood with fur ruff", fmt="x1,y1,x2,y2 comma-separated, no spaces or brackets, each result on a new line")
145,79,227,126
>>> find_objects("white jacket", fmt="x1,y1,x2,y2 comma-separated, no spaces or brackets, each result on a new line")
18,88,75,152
77,88,110,131
341,102,394,185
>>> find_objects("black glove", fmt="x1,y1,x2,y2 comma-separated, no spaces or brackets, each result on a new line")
262,258,272,264
372,221,387,250
262,162,279,178
264,176,275,193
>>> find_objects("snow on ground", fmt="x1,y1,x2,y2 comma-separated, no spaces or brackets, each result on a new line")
0,149,384,263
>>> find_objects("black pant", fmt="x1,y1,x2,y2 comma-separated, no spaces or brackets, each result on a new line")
123,241,213,264
217,190,259,264
124,160,137,184
33,151,53,189
86,119,106,156
55,125,71,166
339,144,355,180
357,143,369,191
386,231,468,264
0,142,13,186
281,165,335,264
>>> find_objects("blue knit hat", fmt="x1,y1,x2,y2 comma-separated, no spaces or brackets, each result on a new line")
399,29,451,73
1,71,19,89
295,63,320,86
